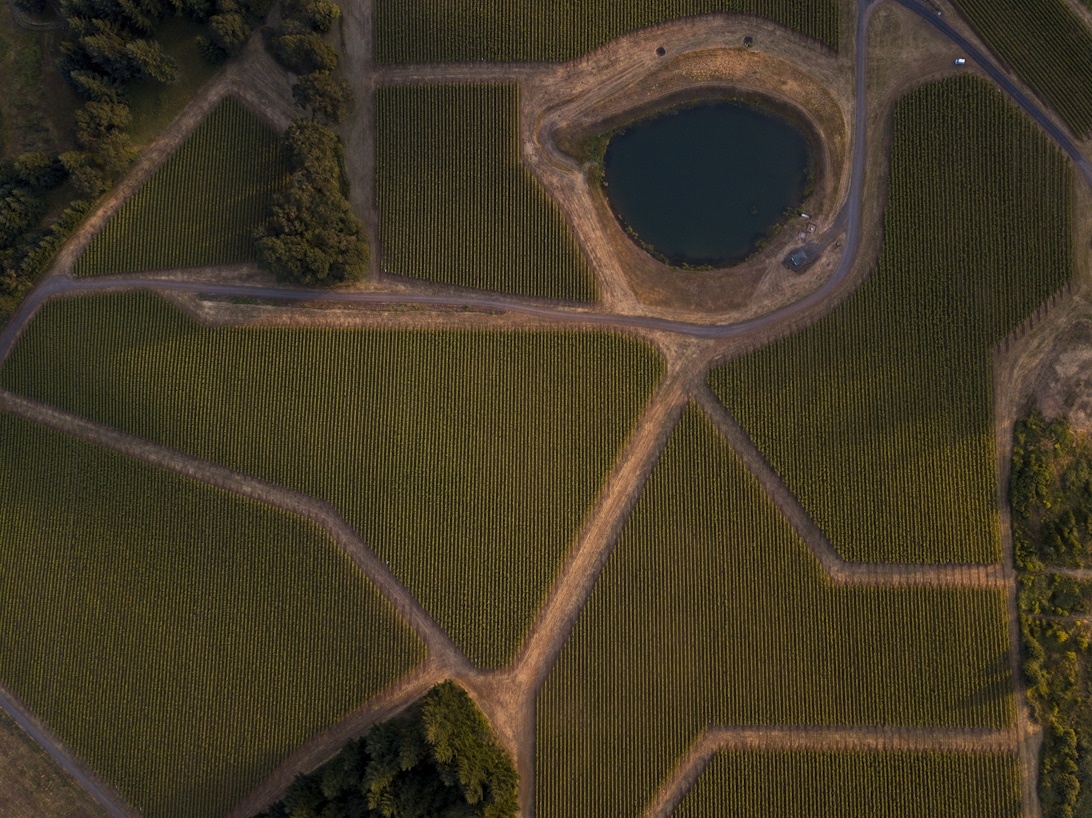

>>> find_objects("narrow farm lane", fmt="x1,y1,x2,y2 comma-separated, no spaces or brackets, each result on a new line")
0,389,469,673
499,351,697,816
646,724,1019,818
0,683,137,818
4,0,1091,814
225,661,455,818
693,383,1007,588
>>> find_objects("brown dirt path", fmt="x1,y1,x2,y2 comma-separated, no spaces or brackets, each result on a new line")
226,661,454,818
0,681,136,818
0,389,467,671
693,383,1007,589
647,724,1018,817
49,35,296,282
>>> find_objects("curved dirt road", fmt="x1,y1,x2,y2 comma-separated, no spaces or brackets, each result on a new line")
1,0,1089,815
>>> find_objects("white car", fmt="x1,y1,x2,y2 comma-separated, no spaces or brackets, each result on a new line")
954,58,967,65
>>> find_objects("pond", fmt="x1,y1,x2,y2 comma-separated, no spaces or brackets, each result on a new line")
602,101,812,267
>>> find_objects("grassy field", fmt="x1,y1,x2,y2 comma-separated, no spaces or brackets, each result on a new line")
950,0,1092,137
535,406,1014,817
0,709,109,818
375,0,840,62
0,292,663,668
0,411,423,818
73,97,284,276
710,76,1072,564
675,750,1021,817
376,85,595,301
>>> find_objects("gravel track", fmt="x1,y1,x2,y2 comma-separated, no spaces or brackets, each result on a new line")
3,0,1091,814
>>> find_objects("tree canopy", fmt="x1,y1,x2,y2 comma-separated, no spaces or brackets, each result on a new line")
255,682,518,818
255,119,368,285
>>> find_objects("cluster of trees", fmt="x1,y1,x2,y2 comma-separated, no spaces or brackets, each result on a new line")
1011,411,1092,818
256,682,518,818
0,154,69,289
266,0,352,124
57,0,271,195
253,0,366,285
1010,412,1092,570
255,119,366,284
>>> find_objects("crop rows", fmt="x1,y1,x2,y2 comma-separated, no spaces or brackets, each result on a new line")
950,0,1092,137
74,96,285,277
710,76,1072,564
676,750,1021,817
376,85,594,301
375,0,839,63
0,292,663,668
0,412,423,818
535,406,1014,817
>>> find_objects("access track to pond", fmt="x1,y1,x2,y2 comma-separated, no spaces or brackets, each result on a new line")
1,0,1090,816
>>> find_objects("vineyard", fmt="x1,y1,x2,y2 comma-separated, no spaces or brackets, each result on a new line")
374,0,840,62
73,97,285,277
535,406,1014,817
676,750,1021,817
709,76,1072,564
0,411,423,818
376,85,595,301
0,292,663,668
949,0,1092,137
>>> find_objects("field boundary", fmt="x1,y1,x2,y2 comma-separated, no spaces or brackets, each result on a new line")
0,389,469,672
0,681,137,818
646,724,1018,817
225,661,453,818
693,384,1008,588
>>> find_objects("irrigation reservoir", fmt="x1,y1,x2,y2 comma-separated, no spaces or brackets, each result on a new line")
603,101,812,267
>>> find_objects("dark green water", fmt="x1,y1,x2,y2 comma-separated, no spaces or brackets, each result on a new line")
603,101,811,266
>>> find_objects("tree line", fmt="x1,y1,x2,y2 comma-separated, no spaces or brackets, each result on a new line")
254,0,366,285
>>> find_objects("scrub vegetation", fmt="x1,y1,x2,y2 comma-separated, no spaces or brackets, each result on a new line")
0,411,423,818
1010,413,1092,818
535,406,1014,818
675,750,1021,818
950,0,1092,137
710,76,1072,564
374,0,840,62
0,292,663,668
74,96,284,276
376,85,595,301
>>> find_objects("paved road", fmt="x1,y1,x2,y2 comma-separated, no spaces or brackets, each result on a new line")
0,684,134,817
895,0,1092,188
0,1,1088,813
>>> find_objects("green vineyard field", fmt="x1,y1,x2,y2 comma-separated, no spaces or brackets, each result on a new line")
374,0,840,62
676,750,1021,817
74,96,285,277
950,0,1092,137
535,406,1014,817
0,412,423,818
710,76,1072,564
0,292,663,668
376,85,595,301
